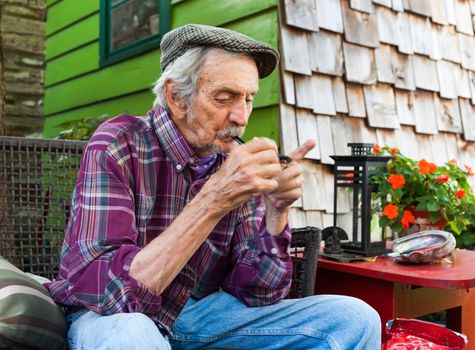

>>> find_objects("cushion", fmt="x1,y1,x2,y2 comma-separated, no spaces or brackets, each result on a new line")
0,256,68,350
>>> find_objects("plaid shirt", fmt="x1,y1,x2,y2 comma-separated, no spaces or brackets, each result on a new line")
46,108,292,333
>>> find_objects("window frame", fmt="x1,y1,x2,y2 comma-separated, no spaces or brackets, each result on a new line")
99,0,170,67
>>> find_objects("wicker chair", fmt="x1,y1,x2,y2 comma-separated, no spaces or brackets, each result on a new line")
0,136,320,297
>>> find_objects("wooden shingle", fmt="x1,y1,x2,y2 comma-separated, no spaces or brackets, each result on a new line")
301,160,329,210
444,132,461,160
305,211,323,229
343,43,377,84
345,116,378,143
376,5,400,46
346,83,367,117
283,0,319,32
373,0,392,8
363,84,400,129
429,133,450,163
350,0,373,13
288,208,307,227
392,0,405,11
316,115,335,165
316,0,344,33
374,44,416,90
282,71,295,105
279,104,299,154
294,75,317,110
413,91,439,134
397,12,414,54
308,30,344,76
431,23,442,60
280,26,312,75
313,74,337,115
296,109,320,160
470,71,475,104
332,77,349,114
395,89,417,125
393,125,421,159
459,98,475,140
342,1,380,47
454,64,471,98
412,55,440,91
439,25,462,63
436,60,458,99
434,95,463,133
409,14,434,57
454,0,474,35
431,0,449,25
404,0,433,17
446,0,457,25
459,33,475,71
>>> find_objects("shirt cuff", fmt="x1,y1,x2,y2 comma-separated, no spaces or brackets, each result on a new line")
255,222,291,259
119,246,163,314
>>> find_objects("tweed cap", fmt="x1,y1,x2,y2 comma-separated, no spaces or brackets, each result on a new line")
160,24,280,78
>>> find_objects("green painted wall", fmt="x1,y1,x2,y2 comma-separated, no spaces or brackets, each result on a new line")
43,0,281,143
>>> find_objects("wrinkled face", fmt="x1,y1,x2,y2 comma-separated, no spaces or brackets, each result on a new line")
174,51,259,156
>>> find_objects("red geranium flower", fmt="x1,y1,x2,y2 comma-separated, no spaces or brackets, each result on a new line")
456,189,466,199
448,159,458,165
401,210,416,228
373,144,381,154
388,174,405,190
383,204,398,219
418,159,437,175
464,165,474,176
391,147,399,154
436,174,449,184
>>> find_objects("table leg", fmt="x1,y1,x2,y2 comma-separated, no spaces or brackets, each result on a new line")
315,269,395,343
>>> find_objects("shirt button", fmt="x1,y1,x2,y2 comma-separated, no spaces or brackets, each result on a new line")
189,158,195,164
176,164,183,170
271,247,278,255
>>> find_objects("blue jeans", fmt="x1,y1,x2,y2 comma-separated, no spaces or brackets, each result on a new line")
67,291,381,349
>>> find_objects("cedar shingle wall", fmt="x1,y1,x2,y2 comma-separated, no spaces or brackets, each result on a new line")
279,0,475,228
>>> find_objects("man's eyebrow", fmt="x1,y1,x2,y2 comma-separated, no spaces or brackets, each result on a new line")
214,87,258,96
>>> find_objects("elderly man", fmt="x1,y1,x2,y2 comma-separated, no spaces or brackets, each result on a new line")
46,24,381,349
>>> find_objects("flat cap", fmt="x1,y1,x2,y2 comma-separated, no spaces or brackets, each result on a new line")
160,24,280,78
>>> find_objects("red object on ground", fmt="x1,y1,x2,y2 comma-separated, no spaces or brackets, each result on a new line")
382,318,467,349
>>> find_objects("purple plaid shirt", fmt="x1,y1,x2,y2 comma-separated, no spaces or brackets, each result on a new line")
46,108,292,333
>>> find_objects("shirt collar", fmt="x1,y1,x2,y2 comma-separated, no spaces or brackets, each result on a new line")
149,107,200,173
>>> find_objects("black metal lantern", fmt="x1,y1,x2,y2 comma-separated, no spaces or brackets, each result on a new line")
330,143,392,257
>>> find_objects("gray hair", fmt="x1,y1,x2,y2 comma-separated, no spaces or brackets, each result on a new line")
152,47,253,116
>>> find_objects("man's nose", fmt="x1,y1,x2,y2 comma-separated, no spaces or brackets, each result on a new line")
228,99,250,126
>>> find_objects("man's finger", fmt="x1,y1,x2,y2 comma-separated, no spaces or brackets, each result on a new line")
288,139,317,161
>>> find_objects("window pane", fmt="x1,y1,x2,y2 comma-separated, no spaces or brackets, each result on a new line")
110,0,159,51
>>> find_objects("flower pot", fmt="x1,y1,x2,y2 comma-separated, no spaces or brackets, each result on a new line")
399,207,447,237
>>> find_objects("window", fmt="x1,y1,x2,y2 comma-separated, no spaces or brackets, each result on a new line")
100,0,170,66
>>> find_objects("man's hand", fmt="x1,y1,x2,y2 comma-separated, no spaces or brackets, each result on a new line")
203,137,282,215
264,140,316,235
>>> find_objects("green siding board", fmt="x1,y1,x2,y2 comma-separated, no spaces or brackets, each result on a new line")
172,0,277,28
243,106,279,145
46,0,99,36
46,0,61,7
45,10,278,115
43,90,154,138
45,42,99,87
46,14,99,60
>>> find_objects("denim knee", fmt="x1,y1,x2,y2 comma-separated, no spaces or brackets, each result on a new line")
68,311,171,350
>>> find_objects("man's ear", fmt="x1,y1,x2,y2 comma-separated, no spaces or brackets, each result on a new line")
165,80,187,120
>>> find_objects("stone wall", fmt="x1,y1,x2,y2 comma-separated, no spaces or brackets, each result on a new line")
0,0,45,136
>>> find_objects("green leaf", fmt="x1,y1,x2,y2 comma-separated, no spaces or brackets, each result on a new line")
427,201,441,212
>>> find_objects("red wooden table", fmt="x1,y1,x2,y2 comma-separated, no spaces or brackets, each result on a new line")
315,249,475,347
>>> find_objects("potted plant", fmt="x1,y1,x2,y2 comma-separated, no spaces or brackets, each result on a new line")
370,145,475,248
